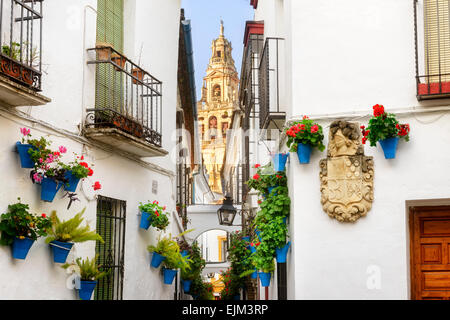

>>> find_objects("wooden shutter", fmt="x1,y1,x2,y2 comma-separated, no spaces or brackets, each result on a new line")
96,0,124,112
424,0,450,83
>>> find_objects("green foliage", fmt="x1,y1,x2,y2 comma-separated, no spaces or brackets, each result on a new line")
285,116,325,152
45,209,104,244
181,241,206,281
62,254,109,281
189,277,214,300
362,105,411,147
139,201,170,231
0,198,52,245
2,42,21,60
246,164,287,196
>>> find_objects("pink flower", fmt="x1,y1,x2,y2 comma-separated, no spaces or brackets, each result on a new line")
59,146,67,154
20,128,31,136
311,125,319,133
33,173,42,183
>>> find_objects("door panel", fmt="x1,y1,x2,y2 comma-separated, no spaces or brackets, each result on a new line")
410,206,450,300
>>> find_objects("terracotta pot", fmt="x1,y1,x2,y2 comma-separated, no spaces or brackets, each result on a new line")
95,42,113,61
132,68,144,84
111,53,126,71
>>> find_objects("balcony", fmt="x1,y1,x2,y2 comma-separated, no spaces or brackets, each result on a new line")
414,0,450,100
259,37,285,138
0,0,50,107
84,45,167,158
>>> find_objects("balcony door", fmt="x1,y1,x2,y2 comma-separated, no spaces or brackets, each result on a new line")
410,206,450,300
96,0,124,114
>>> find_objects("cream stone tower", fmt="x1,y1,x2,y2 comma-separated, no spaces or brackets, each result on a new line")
198,21,239,196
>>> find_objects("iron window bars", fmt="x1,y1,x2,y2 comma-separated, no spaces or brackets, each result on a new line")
259,37,285,130
94,195,126,300
0,0,43,91
415,0,450,99
86,45,163,147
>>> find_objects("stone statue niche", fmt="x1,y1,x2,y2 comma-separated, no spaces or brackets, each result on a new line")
319,121,374,223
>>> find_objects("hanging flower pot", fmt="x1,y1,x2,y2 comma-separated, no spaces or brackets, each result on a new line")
132,68,145,84
16,142,36,168
111,53,126,71
139,211,153,230
275,241,291,263
271,153,289,172
63,171,80,192
181,250,189,257
40,177,62,202
182,279,192,292
258,272,271,287
163,268,178,285
78,280,97,300
233,295,241,300
255,229,262,241
242,236,250,242
378,137,400,159
250,269,258,279
12,237,35,260
296,143,312,164
150,251,166,268
49,240,74,263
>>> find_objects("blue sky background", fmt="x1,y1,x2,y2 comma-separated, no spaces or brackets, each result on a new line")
181,0,254,100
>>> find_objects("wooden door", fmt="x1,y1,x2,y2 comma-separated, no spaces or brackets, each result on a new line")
410,206,450,300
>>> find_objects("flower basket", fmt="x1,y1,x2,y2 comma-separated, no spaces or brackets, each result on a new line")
63,171,80,192
40,177,62,202
16,142,36,168
139,211,153,230
78,280,97,300
163,268,178,285
275,241,291,263
12,237,35,260
182,279,192,292
49,240,74,263
296,143,312,164
150,251,166,268
258,272,271,287
271,153,289,172
379,137,400,159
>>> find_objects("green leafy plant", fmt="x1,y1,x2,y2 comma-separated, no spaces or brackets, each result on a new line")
246,163,287,195
0,198,52,245
45,209,104,244
62,254,109,281
285,115,325,152
180,241,206,281
2,42,21,60
361,104,411,146
60,154,93,179
189,277,215,300
139,201,170,231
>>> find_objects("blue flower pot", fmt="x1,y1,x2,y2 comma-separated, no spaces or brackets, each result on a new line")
233,295,240,300
79,280,97,300
63,171,81,192
259,272,272,287
181,250,189,257
296,143,312,164
16,142,36,168
163,268,178,285
50,241,74,263
12,237,35,259
272,153,289,172
41,178,62,202
249,245,256,253
150,252,166,268
379,137,399,159
182,279,192,292
275,241,291,263
250,269,258,279
139,211,153,230
268,186,277,196
283,216,287,224
255,229,262,241
242,236,250,242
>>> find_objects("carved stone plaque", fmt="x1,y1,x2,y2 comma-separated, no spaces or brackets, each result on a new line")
320,121,374,222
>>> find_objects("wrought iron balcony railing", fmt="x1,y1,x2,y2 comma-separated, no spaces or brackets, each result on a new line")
259,37,285,130
414,0,450,100
0,0,43,91
86,45,163,148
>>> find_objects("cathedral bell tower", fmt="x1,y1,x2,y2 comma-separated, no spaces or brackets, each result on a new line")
198,21,239,196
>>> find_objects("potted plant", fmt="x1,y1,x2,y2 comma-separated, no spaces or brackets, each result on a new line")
271,152,289,172
180,241,205,293
111,53,126,71
95,42,113,61
285,115,325,164
45,209,104,263
16,127,36,168
62,255,109,300
138,201,169,231
60,154,94,192
361,104,411,159
132,67,145,84
0,199,52,259
147,235,175,268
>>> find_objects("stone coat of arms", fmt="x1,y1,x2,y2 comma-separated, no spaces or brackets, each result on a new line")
319,121,374,222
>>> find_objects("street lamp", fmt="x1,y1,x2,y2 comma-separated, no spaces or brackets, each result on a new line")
217,195,237,226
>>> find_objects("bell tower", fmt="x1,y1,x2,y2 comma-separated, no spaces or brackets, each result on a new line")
198,21,239,197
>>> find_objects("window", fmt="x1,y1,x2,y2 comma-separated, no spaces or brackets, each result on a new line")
94,196,126,300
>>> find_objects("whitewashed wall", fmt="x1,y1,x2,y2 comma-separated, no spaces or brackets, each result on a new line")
0,0,182,300
253,0,450,300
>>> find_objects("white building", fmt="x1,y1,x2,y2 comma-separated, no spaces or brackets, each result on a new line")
224,0,450,300
0,0,202,300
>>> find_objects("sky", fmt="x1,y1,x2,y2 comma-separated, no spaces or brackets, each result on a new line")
181,0,254,100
